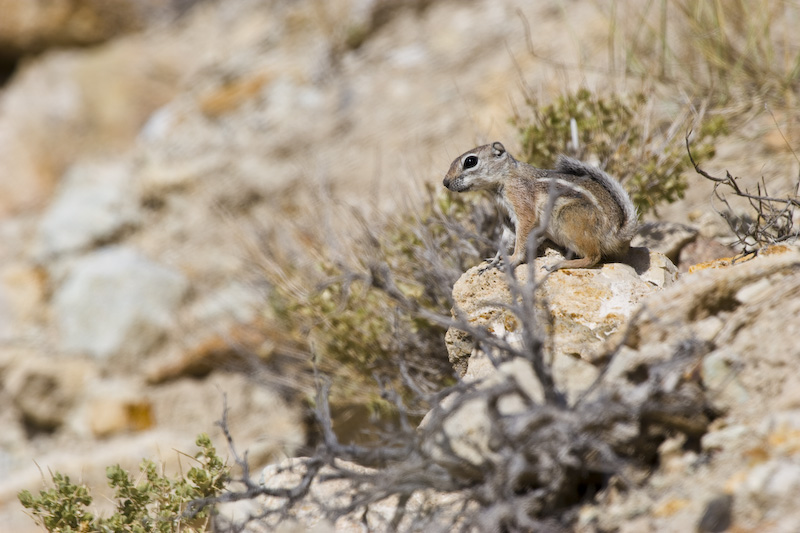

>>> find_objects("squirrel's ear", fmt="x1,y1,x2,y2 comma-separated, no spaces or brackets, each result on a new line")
491,142,506,157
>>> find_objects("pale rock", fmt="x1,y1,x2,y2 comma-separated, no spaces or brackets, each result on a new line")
53,246,189,360
432,394,496,471
187,280,263,325
146,373,306,467
88,397,154,439
657,434,698,476
223,458,470,532
692,315,725,343
82,380,154,438
700,424,754,452
631,247,800,353
635,247,680,288
464,353,545,405
0,281,13,341
0,352,31,462
688,210,739,241
701,350,749,409
764,410,800,433
136,97,230,194
600,344,674,396
426,250,677,480
0,263,45,326
0,34,187,215
551,352,600,404
425,355,546,473
582,246,800,532
135,66,333,198
446,249,676,375
742,460,800,510
35,160,139,260
677,236,734,272
734,277,773,305
5,355,96,431
617,516,657,533
466,347,598,409
760,410,800,457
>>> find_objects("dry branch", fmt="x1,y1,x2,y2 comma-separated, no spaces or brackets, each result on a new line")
686,130,800,254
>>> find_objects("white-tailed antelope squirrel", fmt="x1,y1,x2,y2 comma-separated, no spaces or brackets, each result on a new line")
443,142,638,271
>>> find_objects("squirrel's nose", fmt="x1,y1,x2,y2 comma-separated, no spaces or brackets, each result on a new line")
442,178,450,188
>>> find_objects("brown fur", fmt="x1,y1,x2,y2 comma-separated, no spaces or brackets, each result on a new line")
443,142,638,271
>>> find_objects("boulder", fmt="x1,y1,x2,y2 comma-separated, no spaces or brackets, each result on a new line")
35,160,139,260
424,248,682,481
53,246,189,361
445,248,677,378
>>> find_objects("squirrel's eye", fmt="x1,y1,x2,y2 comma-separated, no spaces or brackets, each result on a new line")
463,155,478,169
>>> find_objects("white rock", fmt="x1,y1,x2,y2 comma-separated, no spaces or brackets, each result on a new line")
700,424,753,452
35,161,139,260
743,459,800,507
701,350,749,409
53,246,189,360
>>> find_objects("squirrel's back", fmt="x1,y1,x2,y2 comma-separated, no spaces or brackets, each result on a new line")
553,155,638,246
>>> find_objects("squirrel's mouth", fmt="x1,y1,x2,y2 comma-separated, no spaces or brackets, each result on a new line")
443,177,470,192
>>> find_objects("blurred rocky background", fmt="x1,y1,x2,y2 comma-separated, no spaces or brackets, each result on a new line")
1,0,798,531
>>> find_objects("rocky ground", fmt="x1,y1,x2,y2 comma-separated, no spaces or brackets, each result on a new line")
215,245,800,532
0,0,798,531
442,246,800,532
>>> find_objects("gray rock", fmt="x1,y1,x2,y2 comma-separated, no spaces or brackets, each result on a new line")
697,494,733,533
35,161,139,260
632,221,698,263
53,246,188,360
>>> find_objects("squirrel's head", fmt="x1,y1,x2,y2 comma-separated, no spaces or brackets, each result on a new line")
442,142,512,192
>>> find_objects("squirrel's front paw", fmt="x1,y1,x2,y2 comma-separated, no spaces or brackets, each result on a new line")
478,258,502,274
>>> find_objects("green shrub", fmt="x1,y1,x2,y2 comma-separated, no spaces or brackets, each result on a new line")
512,87,727,214
264,184,500,414
19,434,227,533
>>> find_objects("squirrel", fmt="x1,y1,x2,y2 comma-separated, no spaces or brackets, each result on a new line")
443,142,638,271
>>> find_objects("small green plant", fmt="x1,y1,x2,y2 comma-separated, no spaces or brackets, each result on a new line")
512,87,727,214
19,434,228,533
